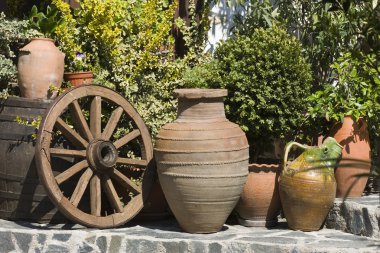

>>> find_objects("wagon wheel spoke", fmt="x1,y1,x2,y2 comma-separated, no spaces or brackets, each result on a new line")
69,100,93,141
50,148,86,158
101,106,123,140
55,160,88,185
70,168,93,207
55,117,88,148
90,96,102,139
116,157,148,168
113,129,141,149
90,174,101,216
102,175,124,213
110,168,141,194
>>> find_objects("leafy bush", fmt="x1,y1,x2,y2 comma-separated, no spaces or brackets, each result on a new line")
204,25,312,161
231,1,380,90
308,51,380,130
0,12,39,91
49,0,209,137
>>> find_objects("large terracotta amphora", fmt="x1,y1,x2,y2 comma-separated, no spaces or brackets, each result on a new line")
279,137,342,231
155,89,249,233
18,38,65,99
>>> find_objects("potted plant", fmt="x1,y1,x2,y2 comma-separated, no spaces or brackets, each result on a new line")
308,51,380,198
17,5,65,99
63,51,94,87
183,25,313,226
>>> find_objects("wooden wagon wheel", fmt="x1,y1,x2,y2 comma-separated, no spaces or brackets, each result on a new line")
35,85,155,228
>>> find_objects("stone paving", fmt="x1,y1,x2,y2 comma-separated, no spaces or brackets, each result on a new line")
0,195,379,252
0,216,379,252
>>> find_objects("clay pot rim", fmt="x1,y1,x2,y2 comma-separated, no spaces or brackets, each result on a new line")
174,88,227,99
31,37,55,42
64,71,94,78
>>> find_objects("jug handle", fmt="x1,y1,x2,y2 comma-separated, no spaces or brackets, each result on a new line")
283,142,309,171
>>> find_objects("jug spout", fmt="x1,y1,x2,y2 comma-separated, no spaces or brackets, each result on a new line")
282,137,343,181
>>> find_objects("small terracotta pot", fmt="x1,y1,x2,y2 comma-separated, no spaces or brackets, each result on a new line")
234,163,281,227
330,116,371,198
135,179,171,221
64,71,94,87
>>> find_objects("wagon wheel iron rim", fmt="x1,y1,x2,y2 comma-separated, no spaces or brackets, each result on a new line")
35,85,155,228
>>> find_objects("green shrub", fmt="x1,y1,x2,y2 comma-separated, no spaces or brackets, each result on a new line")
0,13,39,91
308,51,380,129
211,25,313,161
49,0,210,137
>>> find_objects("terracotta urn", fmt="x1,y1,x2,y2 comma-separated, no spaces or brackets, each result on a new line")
234,163,281,227
63,71,94,87
18,38,65,99
330,116,371,198
279,137,342,231
155,88,249,233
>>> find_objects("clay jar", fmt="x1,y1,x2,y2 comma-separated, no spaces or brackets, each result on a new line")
331,116,371,198
155,89,249,233
18,38,65,99
63,71,94,87
235,163,281,227
279,138,342,231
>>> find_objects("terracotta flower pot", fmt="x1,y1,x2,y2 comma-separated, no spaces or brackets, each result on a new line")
135,179,171,221
330,116,371,198
234,163,281,227
18,38,65,99
155,89,249,233
63,71,94,87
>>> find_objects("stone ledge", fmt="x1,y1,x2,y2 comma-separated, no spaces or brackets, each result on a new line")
0,218,379,253
325,195,380,238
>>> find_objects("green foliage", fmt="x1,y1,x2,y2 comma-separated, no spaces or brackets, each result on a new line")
200,25,312,160
29,4,63,38
48,0,209,137
50,0,91,72
0,13,39,91
15,115,42,139
231,1,380,90
232,0,280,33
182,60,221,89
308,51,380,130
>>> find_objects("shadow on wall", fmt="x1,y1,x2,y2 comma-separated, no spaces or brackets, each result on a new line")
206,0,247,53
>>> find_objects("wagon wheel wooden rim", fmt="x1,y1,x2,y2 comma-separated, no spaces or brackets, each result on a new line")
35,85,155,228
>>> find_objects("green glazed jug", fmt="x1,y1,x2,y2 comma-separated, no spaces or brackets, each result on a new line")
279,137,343,231
282,137,343,182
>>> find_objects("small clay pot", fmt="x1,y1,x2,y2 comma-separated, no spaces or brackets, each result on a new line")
64,71,94,87
235,163,281,227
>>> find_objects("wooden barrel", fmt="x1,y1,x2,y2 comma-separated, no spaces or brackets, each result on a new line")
0,97,67,223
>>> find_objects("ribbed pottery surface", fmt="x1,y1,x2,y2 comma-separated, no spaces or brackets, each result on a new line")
155,90,248,233
155,121,248,233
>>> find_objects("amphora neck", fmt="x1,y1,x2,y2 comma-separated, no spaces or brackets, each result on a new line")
174,89,227,123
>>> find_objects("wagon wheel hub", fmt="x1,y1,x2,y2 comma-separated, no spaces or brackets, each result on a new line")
87,140,118,173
